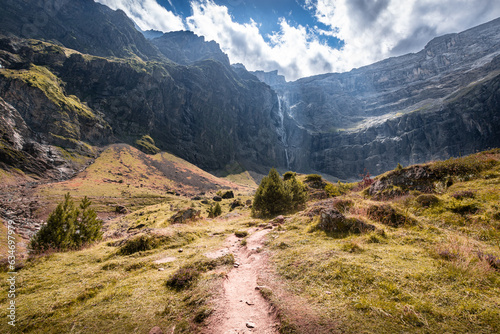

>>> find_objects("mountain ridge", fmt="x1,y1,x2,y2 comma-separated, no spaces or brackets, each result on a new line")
0,0,499,181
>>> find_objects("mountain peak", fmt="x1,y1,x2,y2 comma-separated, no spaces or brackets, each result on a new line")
151,30,230,66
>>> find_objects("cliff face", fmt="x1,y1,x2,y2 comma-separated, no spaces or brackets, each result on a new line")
265,18,500,179
150,31,231,66
1,0,499,180
0,0,287,178
0,0,161,60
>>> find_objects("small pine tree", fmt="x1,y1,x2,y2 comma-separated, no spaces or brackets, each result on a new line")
30,193,103,253
214,203,222,217
285,174,308,210
207,202,222,218
252,168,305,217
74,196,103,248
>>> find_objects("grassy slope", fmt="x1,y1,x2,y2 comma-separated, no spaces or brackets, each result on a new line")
1,150,499,333
35,144,253,217
262,151,500,333
0,143,258,333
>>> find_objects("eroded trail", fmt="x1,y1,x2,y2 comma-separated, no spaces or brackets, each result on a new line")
203,228,279,334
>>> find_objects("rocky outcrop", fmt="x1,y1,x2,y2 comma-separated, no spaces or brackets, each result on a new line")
0,96,95,178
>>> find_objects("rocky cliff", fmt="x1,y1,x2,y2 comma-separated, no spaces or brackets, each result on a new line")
150,31,230,66
263,18,500,179
0,0,287,179
0,0,499,181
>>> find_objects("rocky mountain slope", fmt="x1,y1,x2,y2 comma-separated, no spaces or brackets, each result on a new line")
0,0,499,181
262,18,500,179
0,0,287,179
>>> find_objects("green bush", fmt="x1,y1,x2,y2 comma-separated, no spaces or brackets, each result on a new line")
118,235,158,255
235,230,248,238
305,174,322,182
207,202,222,218
166,267,201,290
252,168,307,217
29,193,103,253
325,181,354,197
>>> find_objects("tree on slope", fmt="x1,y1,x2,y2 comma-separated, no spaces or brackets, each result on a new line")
30,193,103,252
252,168,307,217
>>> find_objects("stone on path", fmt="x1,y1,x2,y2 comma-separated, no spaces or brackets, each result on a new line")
246,322,256,328
148,326,163,334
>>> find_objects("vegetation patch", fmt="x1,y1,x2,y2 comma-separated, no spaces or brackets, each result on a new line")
415,194,440,207
252,168,307,217
166,254,234,290
29,193,103,253
367,204,415,227
135,135,160,155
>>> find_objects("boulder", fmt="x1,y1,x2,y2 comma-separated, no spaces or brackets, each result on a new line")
318,208,375,233
169,208,201,223
221,190,235,199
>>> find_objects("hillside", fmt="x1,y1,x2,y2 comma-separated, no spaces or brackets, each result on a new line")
0,150,499,333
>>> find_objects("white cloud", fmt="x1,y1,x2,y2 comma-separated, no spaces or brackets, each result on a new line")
96,0,185,32
313,0,500,71
186,0,341,80
95,0,500,81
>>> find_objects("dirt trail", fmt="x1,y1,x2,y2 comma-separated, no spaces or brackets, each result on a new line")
203,228,279,334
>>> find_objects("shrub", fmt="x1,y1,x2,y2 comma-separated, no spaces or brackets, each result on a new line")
325,181,354,197
235,230,248,238
415,194,440,207
357,170,374,190
118,235,158,255
286,174,308,210
283,171,296,181
367,204,414,227
305,174,324,189
451,190,475,200
166,267,201,290
252,168,307,217
29,193,102,253
305,174,322,182
207,203,222,218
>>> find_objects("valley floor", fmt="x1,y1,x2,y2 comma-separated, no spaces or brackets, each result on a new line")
1,147,500,333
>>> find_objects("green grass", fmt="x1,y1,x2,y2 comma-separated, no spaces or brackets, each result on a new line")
2,149,499,333
256,151,500,333
0,213,254,333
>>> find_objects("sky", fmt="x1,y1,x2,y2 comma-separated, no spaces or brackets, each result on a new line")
96,0,500,81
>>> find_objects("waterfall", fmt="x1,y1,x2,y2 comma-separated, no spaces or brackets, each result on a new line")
276,96,290,170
